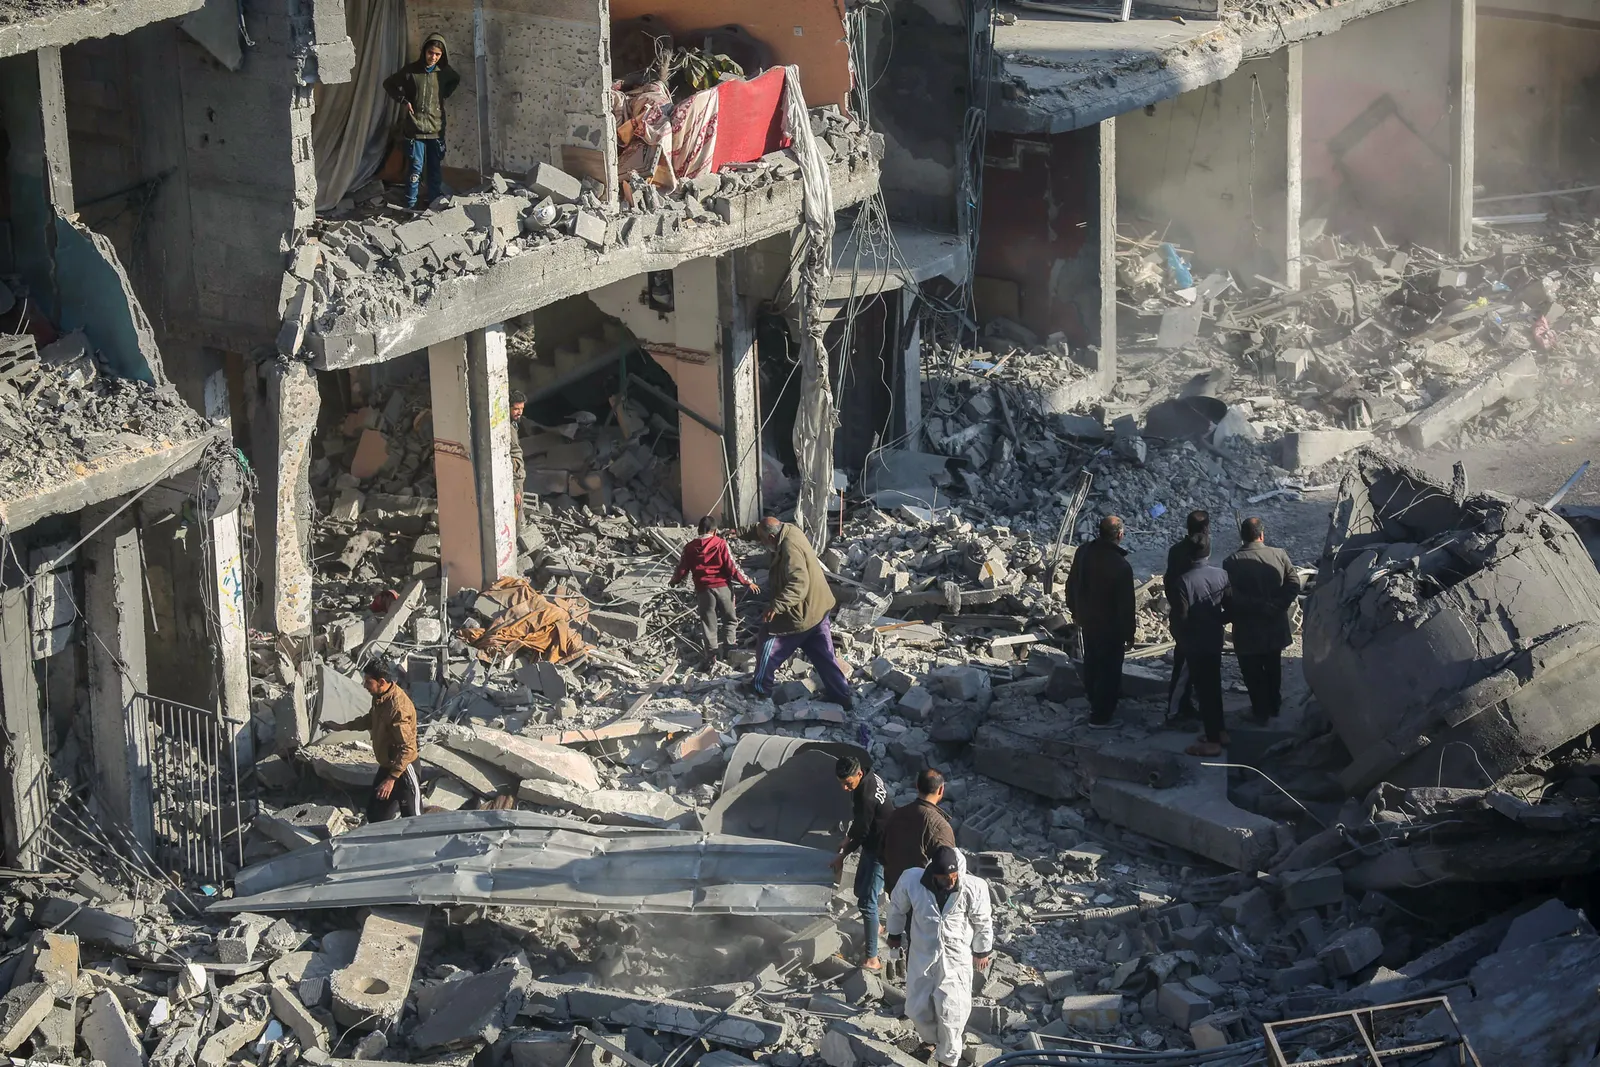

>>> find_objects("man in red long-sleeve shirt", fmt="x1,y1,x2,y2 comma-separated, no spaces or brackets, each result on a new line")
672,516,759,667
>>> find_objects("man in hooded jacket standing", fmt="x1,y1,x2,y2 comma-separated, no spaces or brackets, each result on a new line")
384,34,460,209
886,847,994,1067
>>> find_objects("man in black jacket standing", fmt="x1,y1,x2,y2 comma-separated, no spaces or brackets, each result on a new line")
1170,534,1231,756
1224,517,1300,723
1066,515,1136,729
1163,510,1210,721
830,756,894,970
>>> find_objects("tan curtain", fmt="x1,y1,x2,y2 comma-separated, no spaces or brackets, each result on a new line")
312,0,409,212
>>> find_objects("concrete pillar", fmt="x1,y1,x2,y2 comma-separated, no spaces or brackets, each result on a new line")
82,501,153,845
1096,118,1117,391
1285,44,1304,291
0,586,45,868
429,336,483,591
209,509,252,763
258,361,318,635
1447,0,1475,253
669,258,729,525
466,325,517,584
897,293,922,445
719,256,760,526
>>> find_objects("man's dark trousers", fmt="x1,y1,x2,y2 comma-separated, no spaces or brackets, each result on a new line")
1186,651,1226,742
1167,645,1195,718
1237,650,1282,719
1081,635,1125,723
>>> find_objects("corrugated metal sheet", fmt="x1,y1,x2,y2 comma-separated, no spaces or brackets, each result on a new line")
214,809,834,915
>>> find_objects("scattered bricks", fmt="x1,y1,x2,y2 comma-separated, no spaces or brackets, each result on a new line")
965,1004,1023,1034
573,211,607,249
1282,867,1345,910
1173,924,1217,953
896,687,934,718
82,990,144,1067
964,1043,1002,1067
326,615,366,653
1156,983,1211,1029
1290,914,1325,954
526,162,582,203
588,609,648,642
666,725,721,762
466,197,530,232
1219,888,1273,932
331,907,429,1030
198,1012,268,1067
782,919,842,967
1060,842,1108,875
150,1017,202,1067
868,657,895,682
290,243,322,280
879,669,916,696
933,666,989,701
431,206,474,237
262,919,307,956
956,802,1010,851
22,932,78,996
1184,975,1226,1001
1043,971,1078,998
217,920,263,964
773,679,815,705
1318,926,1383,977
394,217,437,252
1058,994,1121,1032
0,983,53,1052
1269,959,1327,993
270,983,330,1052
1275,348,1311,383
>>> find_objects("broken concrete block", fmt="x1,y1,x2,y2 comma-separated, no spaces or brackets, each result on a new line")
83,990,145,1067
30,897,141,950
1282,867,1345,910
782,919,842,967
419,743,517,797
1270,959,1327,993
820,1021,923,1067
573,211,607,249
526,162,582,203
21,932,78,996
933,666,989,701
516,780,694,827
666,726,721,762
394,217,438,252
841,968,882,1005
1277,429,1373,471
1156,983,1211,1028
198,1011,267,1067
895,687,934,719
1057,994,1120,1033
1219,887,1273,931
1399,352,1538,450
331,907,428,1029
509,1031,577,1067
410,964,522,1051
438,724,601,791
216,919,264,964
270,983,329,1052
0,983,53,1053
773,679,815,705
587,609,648,642
1318,926,1383,977
1499,898,1597,953
1275,348,1311,383
349,429,390,479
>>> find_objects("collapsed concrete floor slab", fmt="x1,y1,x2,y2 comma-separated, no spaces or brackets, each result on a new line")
214,810,835,916
1303,450,1600,791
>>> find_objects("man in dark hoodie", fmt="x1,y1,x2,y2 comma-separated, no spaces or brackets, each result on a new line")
1163,510,1209,721
1169,532,1231,756
384,34,460,209
1065,515,1136,728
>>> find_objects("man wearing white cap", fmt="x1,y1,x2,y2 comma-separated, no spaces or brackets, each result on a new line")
886,846,994,1066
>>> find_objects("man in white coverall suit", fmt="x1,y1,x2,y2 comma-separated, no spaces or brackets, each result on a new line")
886,846,995,1065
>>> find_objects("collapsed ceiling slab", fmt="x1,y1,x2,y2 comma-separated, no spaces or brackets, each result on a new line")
213,809,835,916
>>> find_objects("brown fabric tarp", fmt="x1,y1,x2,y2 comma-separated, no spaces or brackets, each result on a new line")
459,577,590,662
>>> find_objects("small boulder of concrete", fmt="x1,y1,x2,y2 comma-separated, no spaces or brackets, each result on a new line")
331,907,429,1030
0,983,54,1053
82,990,144,1067
411,964,525,1051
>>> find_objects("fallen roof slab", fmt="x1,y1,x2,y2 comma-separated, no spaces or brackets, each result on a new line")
213,810,834,916
523,983,786,1049
0,0,204,61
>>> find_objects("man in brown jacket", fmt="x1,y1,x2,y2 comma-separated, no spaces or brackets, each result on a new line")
350,662,422,822
751,516,853,707
880,768,956,892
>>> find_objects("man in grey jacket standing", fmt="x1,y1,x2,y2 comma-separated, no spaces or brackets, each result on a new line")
1223,517,1301,724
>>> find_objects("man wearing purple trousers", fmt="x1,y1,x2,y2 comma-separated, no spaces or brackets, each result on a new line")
751,516,853,709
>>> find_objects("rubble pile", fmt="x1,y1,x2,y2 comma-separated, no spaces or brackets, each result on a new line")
1113,217,1600,475
282,108,874,353
0,327,208,494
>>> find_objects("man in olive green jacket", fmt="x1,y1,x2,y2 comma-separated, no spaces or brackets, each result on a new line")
751,516,853,707
384,33,460,208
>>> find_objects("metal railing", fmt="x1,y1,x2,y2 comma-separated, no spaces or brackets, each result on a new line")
129,693,243,884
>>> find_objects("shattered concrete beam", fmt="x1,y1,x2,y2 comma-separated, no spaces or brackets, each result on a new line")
0,0,204,61
310,156,879,369
524,984,786,1049
0,432,219,531
213,809,834,916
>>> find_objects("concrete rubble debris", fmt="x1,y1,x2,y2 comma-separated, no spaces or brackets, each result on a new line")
330,908,429,1029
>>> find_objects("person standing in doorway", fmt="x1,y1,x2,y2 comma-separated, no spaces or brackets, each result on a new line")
1169,535,1231,757
671,516,759,668
383,34,460,210
750,516,853,708
507,389,527,537
350,663,421,822
1164,511,1210,722
1224,517,1300,723
1065,515,1136,728
830,756,894,971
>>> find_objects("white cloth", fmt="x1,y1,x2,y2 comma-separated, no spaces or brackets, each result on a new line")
886,854,994,1067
